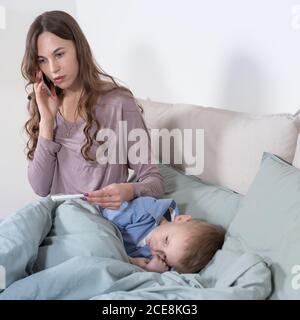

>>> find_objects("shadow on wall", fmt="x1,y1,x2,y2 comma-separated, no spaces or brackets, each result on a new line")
211,53,267,192
218,53,266,114
126,44,175,102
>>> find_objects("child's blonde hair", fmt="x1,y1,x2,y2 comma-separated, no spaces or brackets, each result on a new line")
175,220,225,273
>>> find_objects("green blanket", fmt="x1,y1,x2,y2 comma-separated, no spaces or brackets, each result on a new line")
0,197,271,299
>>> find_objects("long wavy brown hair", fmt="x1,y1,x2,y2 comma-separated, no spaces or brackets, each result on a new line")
22,10,142,162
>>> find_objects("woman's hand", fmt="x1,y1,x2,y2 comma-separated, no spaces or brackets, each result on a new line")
84,183,135,209
34,69,61,124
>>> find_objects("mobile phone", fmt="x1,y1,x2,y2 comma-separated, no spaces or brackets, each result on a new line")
41,72,63,96
42,73,52,96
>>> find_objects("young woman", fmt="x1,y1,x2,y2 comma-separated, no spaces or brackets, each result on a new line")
22,10,164,209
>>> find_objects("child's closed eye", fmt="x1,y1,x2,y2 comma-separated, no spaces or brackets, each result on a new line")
164,236,169,246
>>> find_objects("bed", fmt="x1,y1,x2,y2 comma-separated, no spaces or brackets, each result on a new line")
0,161,274,300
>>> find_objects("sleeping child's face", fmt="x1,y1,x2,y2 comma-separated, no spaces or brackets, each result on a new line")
145,215,193,269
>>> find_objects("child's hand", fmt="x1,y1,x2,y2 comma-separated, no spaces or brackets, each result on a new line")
128,256,150,269
144,255,170,273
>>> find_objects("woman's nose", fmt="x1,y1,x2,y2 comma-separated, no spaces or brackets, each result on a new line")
49,60,60,74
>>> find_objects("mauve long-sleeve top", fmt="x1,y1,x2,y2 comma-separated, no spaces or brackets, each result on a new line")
27,89,164,198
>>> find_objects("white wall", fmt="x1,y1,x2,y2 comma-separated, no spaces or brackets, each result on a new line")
76,0,300,114
0,1,76,218
1,0,300,218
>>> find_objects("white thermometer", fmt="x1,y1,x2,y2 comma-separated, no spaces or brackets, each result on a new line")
50,194,85,201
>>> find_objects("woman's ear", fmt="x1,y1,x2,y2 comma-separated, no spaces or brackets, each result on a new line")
174,215,192,223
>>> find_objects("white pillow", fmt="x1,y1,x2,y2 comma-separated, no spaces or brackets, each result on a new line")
139,98,299,194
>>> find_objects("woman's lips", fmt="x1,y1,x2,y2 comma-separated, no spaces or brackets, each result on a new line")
53,76,65,84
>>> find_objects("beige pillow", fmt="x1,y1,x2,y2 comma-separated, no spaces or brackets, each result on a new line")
138,98,299,194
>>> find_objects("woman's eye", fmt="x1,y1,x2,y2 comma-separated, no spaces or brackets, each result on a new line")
37,59,45,64
56,52,64,58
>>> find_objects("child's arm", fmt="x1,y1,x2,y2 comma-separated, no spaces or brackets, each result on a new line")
129,255,170,273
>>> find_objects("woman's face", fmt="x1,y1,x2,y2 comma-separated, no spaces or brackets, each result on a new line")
36,31,80,91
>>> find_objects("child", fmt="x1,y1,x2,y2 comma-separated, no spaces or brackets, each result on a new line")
100,196,225,273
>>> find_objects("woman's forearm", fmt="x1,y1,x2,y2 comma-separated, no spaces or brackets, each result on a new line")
120,183,135,201
28,135,61,196
39,120,54,140
131,174,165,198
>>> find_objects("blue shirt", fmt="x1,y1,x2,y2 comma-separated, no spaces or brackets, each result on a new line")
100,196,179,257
